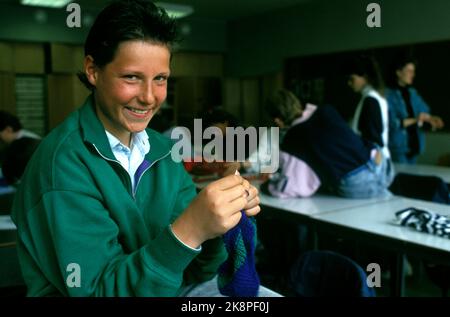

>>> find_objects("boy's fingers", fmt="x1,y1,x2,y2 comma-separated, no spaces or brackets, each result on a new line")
210,174,243,191
244,205,261,217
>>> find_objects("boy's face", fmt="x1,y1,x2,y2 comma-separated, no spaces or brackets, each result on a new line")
85,40,171,144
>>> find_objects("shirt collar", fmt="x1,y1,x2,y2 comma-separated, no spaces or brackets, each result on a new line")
133,129,150,156
105,129,150,155
291,103,318,126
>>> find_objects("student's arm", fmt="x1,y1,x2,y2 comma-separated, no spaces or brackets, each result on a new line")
413,89,431,114
402,117,418,128
18,189,201,297
411,91,444,129
172,170,228,286
358,97,384,147
387,90,416,130
262,151,321,198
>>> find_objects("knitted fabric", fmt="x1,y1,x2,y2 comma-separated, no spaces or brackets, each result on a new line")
395,207,450,238
217,212,260,297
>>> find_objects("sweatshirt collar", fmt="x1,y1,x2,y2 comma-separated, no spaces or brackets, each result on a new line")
79,94,171,162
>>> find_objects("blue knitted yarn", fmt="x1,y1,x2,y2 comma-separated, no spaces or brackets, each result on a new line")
218,211,260,297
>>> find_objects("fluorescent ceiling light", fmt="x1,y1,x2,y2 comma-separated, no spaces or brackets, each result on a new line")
156,2,194,19
21,0,72,8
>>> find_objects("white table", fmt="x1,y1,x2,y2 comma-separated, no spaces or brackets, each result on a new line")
0,215,16,250
394,163,450,183
313,197,450,296
313,197,450,252
0,215,15,231
260,193,397,217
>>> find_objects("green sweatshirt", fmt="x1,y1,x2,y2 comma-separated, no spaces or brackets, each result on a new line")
11,95,227,296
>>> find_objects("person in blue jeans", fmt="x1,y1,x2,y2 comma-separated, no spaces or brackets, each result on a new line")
262,89,394,199
386,54,444,164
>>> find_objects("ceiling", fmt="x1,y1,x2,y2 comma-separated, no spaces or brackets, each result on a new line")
5,0,315,21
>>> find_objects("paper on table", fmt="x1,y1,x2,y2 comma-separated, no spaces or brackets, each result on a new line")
0,215,16,230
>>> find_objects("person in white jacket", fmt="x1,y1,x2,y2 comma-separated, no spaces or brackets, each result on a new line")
346,55,390,160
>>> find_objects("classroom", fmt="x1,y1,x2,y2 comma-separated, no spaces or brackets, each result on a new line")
1,0,450,301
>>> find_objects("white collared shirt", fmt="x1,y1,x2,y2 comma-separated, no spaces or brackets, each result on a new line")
16,129,41,140
105,130,150,192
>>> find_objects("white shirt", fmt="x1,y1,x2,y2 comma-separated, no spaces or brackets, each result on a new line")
352,85,390,159
105,130,150,192
16,129,41,140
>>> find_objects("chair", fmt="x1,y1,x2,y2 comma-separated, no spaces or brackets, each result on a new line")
0,230,26,296
389,172,450,204
289,250,375,297
424,263,450,297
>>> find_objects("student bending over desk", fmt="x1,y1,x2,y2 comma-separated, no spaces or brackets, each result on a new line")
261,89,394,199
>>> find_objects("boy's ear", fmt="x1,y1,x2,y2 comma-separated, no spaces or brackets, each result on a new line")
84,55,98,87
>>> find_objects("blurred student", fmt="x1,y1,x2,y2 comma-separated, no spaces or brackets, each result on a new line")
189,108,242,177
386,54,444,164
0,110,40,145
347,55,390,159
262,89,394,199
2,137,40,186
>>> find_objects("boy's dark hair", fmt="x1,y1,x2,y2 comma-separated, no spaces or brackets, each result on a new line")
78,0,179,90
265,89,303,126
0,111,22,132
345,55,385,95
2,137,40,185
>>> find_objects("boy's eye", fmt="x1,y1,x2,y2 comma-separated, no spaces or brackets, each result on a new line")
155,76,168,82
124,75,138,80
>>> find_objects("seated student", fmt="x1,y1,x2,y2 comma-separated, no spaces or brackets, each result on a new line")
188,108,243,177
2,137,40,186
0,111,40,164
198,109,280,178
0,111,40,145
11,0,277,297
261,89,394,199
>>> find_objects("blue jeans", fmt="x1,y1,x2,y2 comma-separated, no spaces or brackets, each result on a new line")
336,153,395,199
179,276,282,297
